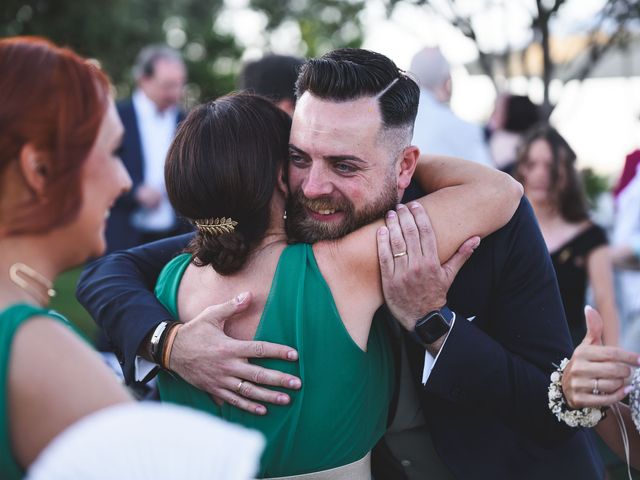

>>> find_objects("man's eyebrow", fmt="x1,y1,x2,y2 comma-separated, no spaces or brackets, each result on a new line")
288,144,306,155
289,144,365,163
324,155,365,164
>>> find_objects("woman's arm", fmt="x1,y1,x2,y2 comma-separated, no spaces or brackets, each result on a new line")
315,156,522,347
327,155,521,285
410,154,523,260
9,317,132,468
595,405,640,470
587,245,620,345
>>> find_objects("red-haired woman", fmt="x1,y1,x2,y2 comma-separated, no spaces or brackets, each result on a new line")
0,37,265,479
0,36,133,477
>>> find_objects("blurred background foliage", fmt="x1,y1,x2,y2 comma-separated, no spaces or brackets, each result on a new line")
250,0,365,57
1,0,366,103
1,0,240,102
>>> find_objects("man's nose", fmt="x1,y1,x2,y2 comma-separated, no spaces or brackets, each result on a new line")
302,163,333,198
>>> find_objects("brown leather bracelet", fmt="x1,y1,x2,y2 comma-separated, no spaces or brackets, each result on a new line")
161,323,182,370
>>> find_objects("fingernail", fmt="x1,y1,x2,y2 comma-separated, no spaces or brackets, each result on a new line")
378,227,388,236
396,204,405,209
287,350,298,360
256,405,267,415
472,238,481,249
625,385,633,395
409,202,420,209
234,292,249,305
387,210,396,218
288,378,301,388
277,394,289,404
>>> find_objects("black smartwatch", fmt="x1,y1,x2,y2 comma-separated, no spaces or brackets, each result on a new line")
412,306,455,345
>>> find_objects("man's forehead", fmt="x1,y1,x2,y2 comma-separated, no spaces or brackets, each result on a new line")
290,93,382,145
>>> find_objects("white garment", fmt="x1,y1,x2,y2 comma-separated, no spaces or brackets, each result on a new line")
27,403,264,480
131,90,178,232
613,165,640,351
412,90,493,167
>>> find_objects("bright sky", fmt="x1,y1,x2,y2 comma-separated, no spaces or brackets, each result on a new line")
220,0,640,176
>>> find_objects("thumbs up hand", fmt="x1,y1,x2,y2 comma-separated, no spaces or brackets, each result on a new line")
561,306,640,409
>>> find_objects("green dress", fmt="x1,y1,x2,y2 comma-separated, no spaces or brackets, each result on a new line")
155,244,395,478
0,303,70,480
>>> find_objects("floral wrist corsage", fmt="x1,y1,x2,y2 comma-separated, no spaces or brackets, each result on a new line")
548,358,605,428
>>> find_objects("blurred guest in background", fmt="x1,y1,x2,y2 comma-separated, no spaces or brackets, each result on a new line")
105,45,189,254
611,149,640,353
487,93,541,174
238,54,304,116
515,125,620,346
409,46,493,166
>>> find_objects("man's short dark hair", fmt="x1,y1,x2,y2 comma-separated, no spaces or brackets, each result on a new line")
295,48,419,131
238,55,304,104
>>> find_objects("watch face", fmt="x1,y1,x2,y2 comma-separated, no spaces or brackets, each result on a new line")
415,311,451,345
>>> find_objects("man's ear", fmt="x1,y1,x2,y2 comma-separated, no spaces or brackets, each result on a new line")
277,164,289,196
275,99,295,117
397,145,419,190
18,144,49,195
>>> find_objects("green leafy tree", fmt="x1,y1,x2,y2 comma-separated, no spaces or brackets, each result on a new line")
1,0,241,102
249,0,366,57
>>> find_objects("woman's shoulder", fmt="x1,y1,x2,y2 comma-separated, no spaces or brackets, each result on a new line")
157,253,193,286
0,304,68,347
568,221,608,252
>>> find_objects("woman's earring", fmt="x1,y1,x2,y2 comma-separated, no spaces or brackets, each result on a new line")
283,210,287,220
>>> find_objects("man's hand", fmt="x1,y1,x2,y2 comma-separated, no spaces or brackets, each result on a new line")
169,292,301,416
377,201,479,335
562,306,638,409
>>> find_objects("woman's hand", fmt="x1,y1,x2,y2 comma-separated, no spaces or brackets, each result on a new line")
562,306,639,409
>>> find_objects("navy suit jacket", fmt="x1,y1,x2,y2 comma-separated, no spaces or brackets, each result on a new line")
105,99,185,252
77,197,602,479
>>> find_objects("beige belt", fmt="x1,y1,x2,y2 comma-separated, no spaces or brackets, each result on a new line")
261,452,371,480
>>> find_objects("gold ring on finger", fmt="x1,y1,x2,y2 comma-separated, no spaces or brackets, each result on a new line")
592,378,600,395
236,380,245,393
393,251,407,258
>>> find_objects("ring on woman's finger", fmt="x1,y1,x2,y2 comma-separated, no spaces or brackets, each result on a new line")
393,251,407,258
236,380,245,393
592,378,600,395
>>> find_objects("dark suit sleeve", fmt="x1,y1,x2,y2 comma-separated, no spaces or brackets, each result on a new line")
77,233,194,384
425,199,575,447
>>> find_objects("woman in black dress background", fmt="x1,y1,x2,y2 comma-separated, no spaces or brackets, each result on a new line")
515,125,619,346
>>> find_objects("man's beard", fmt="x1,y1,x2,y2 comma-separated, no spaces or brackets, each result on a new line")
285,177,398,244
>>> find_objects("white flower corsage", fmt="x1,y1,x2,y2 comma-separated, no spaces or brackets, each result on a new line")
548,358,604,428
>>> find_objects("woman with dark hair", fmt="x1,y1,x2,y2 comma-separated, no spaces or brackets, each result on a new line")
0,37,263,479
487,94,541,172
155,91,523,478
515,125,619,346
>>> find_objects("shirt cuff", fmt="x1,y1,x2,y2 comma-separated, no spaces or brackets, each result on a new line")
135,356,158,383
421,312,456,385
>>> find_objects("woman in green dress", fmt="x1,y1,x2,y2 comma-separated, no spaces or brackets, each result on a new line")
0,37,264,479
0,37,134,477
155,91,523,477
